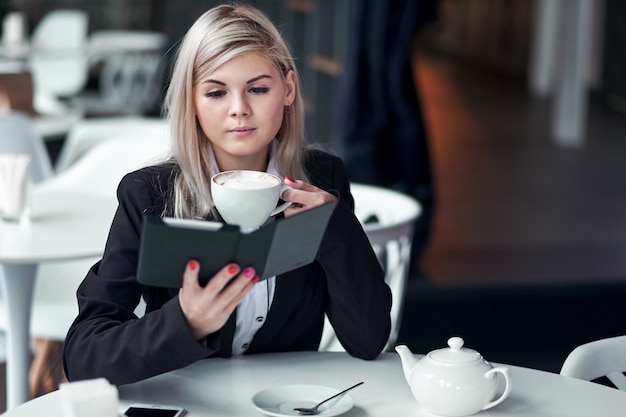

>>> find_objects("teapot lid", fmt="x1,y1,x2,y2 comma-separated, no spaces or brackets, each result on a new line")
429,337,482,364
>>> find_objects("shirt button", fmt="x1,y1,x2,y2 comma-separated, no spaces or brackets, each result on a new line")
242,343,250,350
256,316,265,322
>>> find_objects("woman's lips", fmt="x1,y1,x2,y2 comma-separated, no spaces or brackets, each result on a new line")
229,127,256,137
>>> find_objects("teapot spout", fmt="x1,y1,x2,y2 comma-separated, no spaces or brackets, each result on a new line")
395,345,418,383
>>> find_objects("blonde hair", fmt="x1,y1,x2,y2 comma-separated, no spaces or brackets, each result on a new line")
163,4,308,219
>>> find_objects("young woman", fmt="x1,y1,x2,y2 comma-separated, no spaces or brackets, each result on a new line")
63,4,391,385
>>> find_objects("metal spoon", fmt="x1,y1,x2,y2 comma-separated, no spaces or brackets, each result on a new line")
293,381,364,415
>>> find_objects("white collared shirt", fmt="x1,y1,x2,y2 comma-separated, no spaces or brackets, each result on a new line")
207,140,280,354
231,277,276,354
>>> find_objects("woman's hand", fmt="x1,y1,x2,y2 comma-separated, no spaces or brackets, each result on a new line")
179,261,259,340
282,176,337,217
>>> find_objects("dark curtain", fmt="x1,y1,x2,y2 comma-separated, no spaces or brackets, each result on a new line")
334,0,437,270
601,0,626,109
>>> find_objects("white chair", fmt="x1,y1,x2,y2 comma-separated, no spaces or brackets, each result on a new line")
0,111,53,182
54,116,168,172
40,133,171,197
560,336,626,390
28,10,89,118
319,183,421,352
75,30,168,117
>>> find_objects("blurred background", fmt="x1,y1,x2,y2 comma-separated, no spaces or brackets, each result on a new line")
1,0,626,406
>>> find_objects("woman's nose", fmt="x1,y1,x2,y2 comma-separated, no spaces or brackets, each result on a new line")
230,96,251,117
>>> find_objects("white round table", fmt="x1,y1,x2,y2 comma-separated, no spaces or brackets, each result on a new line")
0,188,117,409
3,351,626,416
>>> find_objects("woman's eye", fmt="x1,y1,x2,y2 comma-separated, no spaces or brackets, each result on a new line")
205,90,226,98
250,87,269,94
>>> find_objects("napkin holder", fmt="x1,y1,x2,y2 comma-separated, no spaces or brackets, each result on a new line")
0,153,31,221
60,378,119,417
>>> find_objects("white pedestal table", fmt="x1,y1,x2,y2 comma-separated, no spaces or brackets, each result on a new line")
0,188,116,409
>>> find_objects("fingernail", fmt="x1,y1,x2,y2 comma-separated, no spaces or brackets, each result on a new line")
188,260,198,271
285,176,295,182
252,276,261,284
228,264,239,274
244,268,255,278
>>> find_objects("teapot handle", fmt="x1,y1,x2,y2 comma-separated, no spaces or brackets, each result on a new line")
482,367,512,411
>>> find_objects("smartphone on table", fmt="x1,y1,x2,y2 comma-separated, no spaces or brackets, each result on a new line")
123,403,187,417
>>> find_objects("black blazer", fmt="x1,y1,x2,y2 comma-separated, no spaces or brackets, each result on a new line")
63,149,392,385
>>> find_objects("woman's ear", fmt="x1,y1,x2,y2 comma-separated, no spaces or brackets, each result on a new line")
284,69,297,106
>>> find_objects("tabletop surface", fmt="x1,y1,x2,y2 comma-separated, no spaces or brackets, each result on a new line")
0,189,116,263
3,351,626,416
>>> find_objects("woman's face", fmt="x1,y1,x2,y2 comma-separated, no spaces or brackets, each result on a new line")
193,52,296,171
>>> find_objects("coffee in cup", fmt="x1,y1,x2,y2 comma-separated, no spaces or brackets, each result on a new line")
211,170,291,230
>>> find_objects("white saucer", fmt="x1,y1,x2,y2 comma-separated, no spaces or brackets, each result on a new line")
252,384,354,417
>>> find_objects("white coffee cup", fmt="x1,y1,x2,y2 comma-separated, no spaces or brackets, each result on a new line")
211,170,292,230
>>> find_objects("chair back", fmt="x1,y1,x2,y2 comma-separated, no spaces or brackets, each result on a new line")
0,111,53,182
560,335,626,390
55,117,168,172
96,52,163,115
84,31,168,116
38,134,171,199
319,183,421,352
31,9,88,50
29,10,89,114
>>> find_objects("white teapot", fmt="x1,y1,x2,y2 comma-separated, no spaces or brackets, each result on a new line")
395,337,512,416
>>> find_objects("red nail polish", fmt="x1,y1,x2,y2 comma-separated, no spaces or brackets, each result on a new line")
252,276,261,284
244,268,255,278
228,264,239,274
188,260,198,271
285,176,295,182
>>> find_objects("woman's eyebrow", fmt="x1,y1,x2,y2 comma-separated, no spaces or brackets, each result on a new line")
247,74,272,84
203,79,225,86
201,75,272,85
